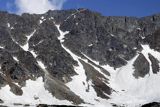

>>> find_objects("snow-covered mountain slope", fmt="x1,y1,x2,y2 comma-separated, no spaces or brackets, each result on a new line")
0,9,160,107
108,45,160,107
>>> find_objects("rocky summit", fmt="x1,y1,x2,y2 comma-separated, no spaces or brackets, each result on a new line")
0,9,160,107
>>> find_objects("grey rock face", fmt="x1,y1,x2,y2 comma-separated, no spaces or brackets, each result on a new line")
60,10,144,68
79,59,111,99
148,53,159,74
44,76,84,104
144,29,160,52
0,99,3,103
133,53,150,78
141,102,160,107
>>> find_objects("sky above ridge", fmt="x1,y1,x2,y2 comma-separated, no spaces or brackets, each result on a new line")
0,0,160,17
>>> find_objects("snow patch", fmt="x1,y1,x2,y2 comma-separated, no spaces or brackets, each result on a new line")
88,44,93,47
39,16,46,24
11,27,14,29
110,34,115,37
41,16,44,20
136,28,142,30
0,46,4,49
141,36,145,39
76,22,78,25
39,20,43,24
133,47,137,50
13,56,19,62
7,23,10,28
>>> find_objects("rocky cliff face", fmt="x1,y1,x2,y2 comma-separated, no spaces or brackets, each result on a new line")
0,9,160,107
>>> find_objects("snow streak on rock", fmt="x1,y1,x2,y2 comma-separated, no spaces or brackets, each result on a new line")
13,56,19,62
21,30,36,51
10,29,36,52
81,53,111,79
64,9,87,22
